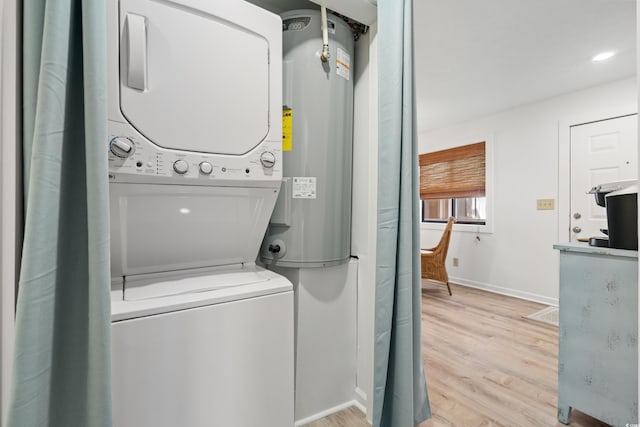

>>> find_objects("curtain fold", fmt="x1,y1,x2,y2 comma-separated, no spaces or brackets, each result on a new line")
374,0,431,426
7,1,111,426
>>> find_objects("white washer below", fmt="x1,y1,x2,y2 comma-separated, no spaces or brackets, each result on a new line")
111,266,293,427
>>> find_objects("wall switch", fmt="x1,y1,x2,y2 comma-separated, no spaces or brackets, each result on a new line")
536,199,555,210
452,257,459,267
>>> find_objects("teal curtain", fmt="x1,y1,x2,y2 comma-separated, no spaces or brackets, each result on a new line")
8,1,111,426
373,0,431,426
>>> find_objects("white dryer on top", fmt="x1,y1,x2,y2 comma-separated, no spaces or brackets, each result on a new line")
107,0,282,187
105,1,293,426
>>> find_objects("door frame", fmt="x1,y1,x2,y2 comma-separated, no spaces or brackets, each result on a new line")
0,0,19,423
558,105,637,244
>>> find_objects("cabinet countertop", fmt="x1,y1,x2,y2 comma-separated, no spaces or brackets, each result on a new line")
553,242,638,258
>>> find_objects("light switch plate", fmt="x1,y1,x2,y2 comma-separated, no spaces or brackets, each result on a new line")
537,199,555,210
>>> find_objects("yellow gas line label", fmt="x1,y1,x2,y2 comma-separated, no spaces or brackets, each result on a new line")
282,108,292,151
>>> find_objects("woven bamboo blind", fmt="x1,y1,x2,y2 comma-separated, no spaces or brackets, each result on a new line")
419,142,486,199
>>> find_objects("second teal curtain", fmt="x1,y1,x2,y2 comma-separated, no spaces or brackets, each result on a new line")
7,0,111,426
374,0,431,425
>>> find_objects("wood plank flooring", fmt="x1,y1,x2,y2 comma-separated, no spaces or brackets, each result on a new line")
306,406,369,427
309,282,611,427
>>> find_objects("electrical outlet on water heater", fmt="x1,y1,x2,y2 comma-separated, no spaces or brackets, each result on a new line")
261,9,354,268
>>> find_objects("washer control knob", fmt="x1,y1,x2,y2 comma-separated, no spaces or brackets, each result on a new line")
173,159,189,175
260,151,276,168
110,137,134,158
199,161,213,175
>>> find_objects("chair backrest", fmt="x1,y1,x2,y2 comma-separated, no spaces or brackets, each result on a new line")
435,217,455,258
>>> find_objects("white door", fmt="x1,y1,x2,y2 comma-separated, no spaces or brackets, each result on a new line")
570,114,637,241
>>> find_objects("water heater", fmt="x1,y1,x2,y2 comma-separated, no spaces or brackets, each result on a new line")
261,9,354,268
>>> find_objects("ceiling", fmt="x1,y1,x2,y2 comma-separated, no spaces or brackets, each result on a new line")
414,0,637,133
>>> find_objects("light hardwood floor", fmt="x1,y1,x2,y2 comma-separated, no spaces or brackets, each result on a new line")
309,282,611,427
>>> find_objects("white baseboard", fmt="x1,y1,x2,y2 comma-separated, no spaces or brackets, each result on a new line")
294,400,367,426
351,397,367,415
354,387,367,409
448,276,559,307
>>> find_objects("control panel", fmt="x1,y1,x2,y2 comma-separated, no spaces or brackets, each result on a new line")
108,121,282,185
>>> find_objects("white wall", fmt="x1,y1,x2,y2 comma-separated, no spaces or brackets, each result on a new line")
274,261,358,426
0,0,18,424
351,25,377,422
419,77,637,304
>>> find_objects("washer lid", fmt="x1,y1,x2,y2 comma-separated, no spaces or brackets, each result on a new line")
123,266,279,301
119,0,271,155
112,266,292,321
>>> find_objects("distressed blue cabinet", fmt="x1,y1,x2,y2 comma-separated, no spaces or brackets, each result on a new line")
554,243,638,426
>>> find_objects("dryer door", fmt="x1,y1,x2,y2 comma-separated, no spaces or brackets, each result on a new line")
118,0,273,155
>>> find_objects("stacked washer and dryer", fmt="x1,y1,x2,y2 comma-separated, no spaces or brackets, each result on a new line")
106,1,293,426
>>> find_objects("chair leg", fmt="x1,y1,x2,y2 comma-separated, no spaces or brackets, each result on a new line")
446,282,452,296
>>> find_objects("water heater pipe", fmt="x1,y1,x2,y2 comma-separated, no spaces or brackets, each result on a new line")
320,6,330,62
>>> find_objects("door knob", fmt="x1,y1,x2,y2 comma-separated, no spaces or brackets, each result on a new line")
572,226,582,233
573,212,581,219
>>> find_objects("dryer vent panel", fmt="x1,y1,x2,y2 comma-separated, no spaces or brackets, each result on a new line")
261,9,354,268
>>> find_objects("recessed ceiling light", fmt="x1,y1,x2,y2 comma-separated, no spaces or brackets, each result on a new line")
592,51,615,62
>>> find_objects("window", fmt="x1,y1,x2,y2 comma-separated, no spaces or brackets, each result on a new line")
421,197,486,224
419,142,486,225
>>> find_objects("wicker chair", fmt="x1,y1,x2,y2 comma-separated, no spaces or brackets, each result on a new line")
421,217,455,295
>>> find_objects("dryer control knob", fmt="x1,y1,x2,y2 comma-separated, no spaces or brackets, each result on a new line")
199,161,213,175
173,159,189,175
110,137,134,158
260,151,276,168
